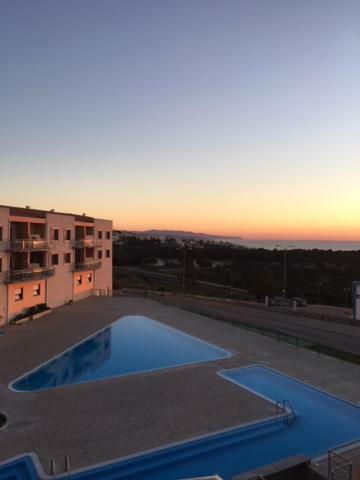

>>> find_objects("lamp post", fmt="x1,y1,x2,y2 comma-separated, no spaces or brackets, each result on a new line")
318,282,323,305
275,244,295,298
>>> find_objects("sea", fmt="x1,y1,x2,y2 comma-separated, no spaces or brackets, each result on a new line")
215,238,360,251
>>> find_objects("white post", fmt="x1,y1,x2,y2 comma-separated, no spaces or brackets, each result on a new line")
293,299,297,312
265,295,269,307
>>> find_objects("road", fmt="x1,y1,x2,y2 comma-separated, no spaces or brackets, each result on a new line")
155,295,360,357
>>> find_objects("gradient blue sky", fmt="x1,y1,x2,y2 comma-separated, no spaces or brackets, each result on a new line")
1,0,359,238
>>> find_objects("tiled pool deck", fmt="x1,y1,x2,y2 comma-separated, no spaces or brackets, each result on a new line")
0,296,360,474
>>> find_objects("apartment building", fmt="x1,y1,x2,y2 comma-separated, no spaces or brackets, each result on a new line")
0,205,112,326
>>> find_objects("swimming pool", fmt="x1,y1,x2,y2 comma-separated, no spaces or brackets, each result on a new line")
3,365,360,480
11,316,231,392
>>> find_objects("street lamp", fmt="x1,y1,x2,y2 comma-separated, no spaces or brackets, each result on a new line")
275,244,295,298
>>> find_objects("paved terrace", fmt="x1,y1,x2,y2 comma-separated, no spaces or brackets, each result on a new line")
0,296,360,475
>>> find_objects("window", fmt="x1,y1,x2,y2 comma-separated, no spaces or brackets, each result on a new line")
64,252,71,264
98,230,103,240
98,249,103,259
64,229,71,241
0,226,3,241
86,273,92,283
51,228,59,241
76,275,82,285
85,226,94,236
51,253,59,265
0,257,2,272
14,288,23,302
106,249,111,258
33,284,41,297
106,231,111,240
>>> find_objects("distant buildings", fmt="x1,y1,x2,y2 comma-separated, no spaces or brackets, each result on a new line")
0,205,112,326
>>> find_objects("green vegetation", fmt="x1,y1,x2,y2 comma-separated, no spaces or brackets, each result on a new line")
113,235,360,307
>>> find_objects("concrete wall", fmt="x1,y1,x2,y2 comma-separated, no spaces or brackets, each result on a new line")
94,218,112,293
7,279,46,320
46,213,75,308
0,207,10,325
73,269,94,301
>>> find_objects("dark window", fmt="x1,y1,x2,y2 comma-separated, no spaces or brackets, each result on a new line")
64,229,71,241
64,252,71,264
106,231,111,240
52,228,59,241
98,230,103,239
106,249,111,258
98,249,103,259
86,226,94,236
0,226,3,241
0,257,2,272
52,253,59,265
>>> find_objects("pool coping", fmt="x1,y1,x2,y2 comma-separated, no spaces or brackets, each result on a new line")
8,315,233,393
0,409,285,479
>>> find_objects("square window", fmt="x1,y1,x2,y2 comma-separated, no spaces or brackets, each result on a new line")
87,273,92,283
98,249,103,260
106,249,111,258
86,226,94,236
98,230,103,240
106,231,111,240
64,252,71,264
52,253,59,265
76,275,82,285
33,284,41,297
15,288,23,302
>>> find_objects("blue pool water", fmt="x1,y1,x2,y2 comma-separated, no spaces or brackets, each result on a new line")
3,366,360,479
11,316,231,392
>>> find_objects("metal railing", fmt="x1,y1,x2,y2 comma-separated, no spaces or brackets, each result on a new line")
3,266,55,283
5,239,54,251
328,449,353,480
73,239,102,248
73,260,102,272
275,399,296,426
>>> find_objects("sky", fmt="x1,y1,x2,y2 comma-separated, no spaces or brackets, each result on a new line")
0,0,359,240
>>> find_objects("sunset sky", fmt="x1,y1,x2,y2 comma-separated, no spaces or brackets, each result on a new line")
1,0,359,240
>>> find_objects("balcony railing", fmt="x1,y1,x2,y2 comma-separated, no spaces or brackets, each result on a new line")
3,267,55,284
5,239,54,251
73,239,102,248
73,260,102,272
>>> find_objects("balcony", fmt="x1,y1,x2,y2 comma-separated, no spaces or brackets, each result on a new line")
3,267,55,284
6,239,53,252
73,239,102,249
73,260,102,272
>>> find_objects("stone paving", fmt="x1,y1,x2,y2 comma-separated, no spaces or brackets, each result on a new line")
0,296,359,475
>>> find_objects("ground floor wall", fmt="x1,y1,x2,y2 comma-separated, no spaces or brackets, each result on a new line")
7,279,46,321
46,266,73,309
73,270,94,301
0,284,7,326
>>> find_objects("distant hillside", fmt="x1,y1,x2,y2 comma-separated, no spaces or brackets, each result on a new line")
141,230,242,241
